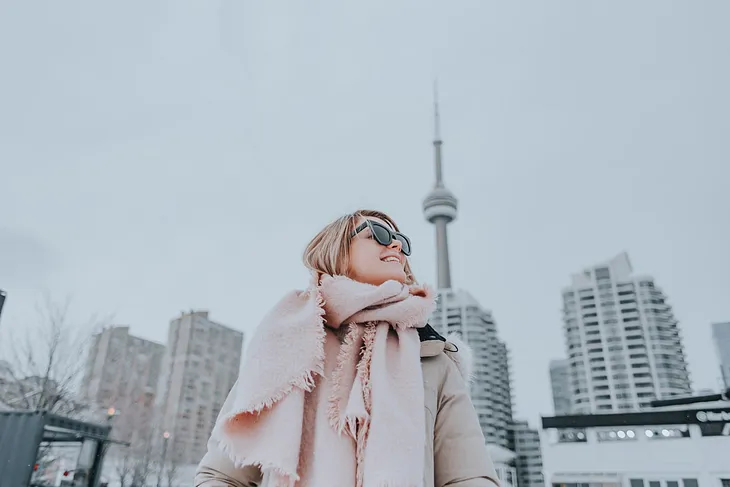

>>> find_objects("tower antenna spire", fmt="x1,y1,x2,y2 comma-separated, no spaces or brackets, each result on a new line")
422,81,458,289
433,79,441,143
432,79,444,187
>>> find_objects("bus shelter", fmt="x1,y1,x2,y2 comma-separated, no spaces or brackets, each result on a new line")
0,410,120,487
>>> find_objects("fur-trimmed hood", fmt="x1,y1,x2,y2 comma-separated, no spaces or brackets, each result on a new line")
444,333,474,383
419,327,474,383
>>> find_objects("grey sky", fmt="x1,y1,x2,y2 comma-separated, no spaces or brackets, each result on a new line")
1,1,728,425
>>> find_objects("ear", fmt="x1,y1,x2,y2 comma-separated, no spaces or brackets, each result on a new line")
444,333,474,383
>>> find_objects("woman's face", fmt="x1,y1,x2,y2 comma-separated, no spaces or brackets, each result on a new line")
348,216,408,286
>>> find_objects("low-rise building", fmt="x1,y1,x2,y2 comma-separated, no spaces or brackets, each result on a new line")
540,390,730,487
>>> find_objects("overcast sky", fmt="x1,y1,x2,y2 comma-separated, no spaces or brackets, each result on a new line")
1,1,729,426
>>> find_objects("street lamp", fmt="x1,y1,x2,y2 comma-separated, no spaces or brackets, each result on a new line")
156,431,170,487
106,407,118,423
106,407,119,423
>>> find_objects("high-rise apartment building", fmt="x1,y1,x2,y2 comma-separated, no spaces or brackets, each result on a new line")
157,311,243,465
549,359,572,415
430,289,513,448
711,321,730,389
82,326,165,443
562,252,692,413
510,420,545,487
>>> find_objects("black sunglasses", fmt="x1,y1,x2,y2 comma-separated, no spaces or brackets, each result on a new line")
351,220,412,256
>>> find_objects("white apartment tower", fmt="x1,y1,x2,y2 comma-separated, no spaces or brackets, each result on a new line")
549,359,572,415
711,321,730,390
562,252,692,413
157,311,243,465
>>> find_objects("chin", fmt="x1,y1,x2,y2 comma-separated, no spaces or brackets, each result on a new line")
385,271,407,284
362,272,406,286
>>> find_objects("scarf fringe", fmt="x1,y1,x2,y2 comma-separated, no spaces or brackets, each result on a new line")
328,322,361,434
358,324,376,412
212,438,300,486
238,287,328,416
355,417,370,487
354,324,376,487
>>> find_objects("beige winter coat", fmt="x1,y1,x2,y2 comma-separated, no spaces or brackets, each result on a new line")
195,340,499,487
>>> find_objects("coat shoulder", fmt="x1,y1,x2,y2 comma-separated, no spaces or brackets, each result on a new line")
420,332,474,385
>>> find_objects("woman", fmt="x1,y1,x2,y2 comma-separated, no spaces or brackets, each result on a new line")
195,210,498,487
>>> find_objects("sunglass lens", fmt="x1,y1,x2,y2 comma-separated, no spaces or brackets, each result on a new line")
395,233,411,256
371,223,392,246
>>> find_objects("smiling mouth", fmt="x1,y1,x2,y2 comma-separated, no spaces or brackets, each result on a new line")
381,256,401,264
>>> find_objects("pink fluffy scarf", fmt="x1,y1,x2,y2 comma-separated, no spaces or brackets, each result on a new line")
210,275,436,487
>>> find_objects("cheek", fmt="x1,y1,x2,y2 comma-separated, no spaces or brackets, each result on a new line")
349,243,381,274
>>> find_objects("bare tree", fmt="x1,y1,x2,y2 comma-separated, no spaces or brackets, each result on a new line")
107,389,160,487
164,443,182,487
163,438,185,487
131,438,156,487
112,450,134,487
0,294,106,416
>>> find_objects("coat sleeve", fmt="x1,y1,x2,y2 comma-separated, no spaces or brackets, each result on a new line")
194,382,263,487
434,358,500,487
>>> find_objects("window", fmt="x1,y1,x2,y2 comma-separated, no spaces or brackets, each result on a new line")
720,480,730,487
630,479,645,487
595,267,611,279
649,482,661,487
682,480,699,487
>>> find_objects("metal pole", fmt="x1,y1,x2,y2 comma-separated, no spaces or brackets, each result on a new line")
0,289,6,329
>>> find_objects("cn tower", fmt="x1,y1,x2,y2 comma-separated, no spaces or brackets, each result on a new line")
422,84,458,290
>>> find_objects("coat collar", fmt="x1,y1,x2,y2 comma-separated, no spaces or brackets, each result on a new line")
418,324,473,382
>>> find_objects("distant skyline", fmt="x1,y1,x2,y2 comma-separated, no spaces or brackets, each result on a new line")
1,2,729,424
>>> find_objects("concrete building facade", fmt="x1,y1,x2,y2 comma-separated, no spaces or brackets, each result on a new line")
156,311,243,465
81,326,164,444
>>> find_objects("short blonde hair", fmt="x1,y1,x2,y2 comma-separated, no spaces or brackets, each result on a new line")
303,209,416,284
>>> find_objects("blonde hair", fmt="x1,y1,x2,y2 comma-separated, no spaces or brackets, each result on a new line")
303,209,416,284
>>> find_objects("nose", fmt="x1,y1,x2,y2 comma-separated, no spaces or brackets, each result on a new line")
388,238,403,252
